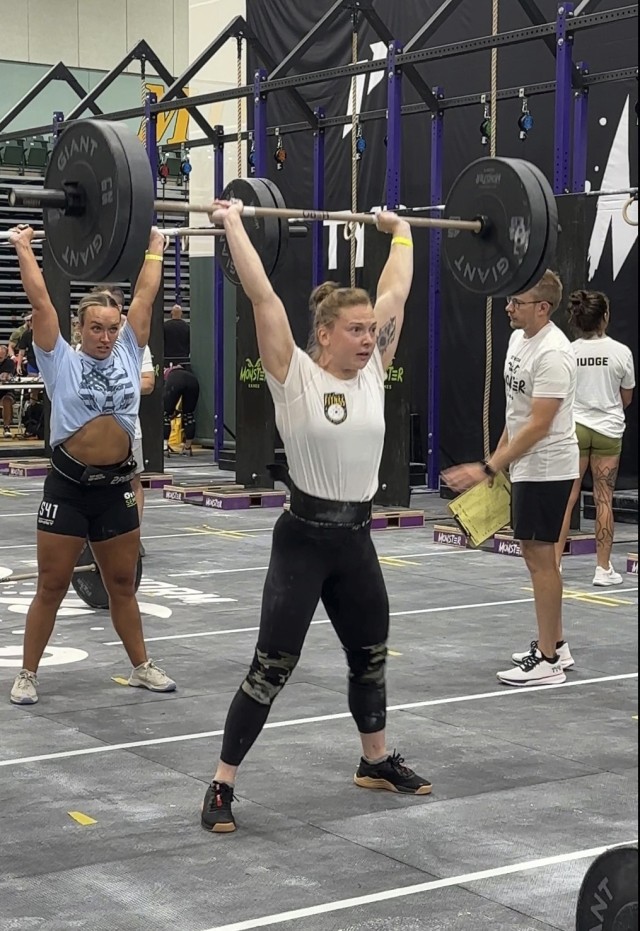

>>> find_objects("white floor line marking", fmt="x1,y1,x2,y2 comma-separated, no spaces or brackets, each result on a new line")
102,590,637,646
0,529,273,552
0,672,635,768
198,841,639,931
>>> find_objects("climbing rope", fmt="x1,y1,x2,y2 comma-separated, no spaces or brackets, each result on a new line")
482,0,499,460
349,19,359,287
139,57,147,148
237,37,243,179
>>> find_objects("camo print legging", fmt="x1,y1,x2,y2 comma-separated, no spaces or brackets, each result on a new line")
220,510,390,766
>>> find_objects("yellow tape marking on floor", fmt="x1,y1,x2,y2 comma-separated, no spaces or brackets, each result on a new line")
379,557,421,567
183,526,255,539
0,488,29,497
388,650,403,657
68,811,97,826
111,676,130,686
522,587,634,607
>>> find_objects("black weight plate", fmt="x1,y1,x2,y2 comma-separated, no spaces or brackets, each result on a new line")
99,121,155,281
576,844,637,931
43,120,133,282
71,542,142,609
254,177,289,278
443,156,550,297
73,542,109,609
516,159,559,291
218,178,281,285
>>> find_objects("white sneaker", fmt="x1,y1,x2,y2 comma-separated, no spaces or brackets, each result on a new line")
512,640,575,670
498,653,566,687
593,563,623,586
10,669,39,705
128,659,176,692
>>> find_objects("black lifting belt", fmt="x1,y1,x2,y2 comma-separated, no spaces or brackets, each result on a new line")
52,444,137,487
267,462,372,528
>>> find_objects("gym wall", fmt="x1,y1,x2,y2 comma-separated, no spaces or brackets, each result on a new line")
0,0,189,74
245,0,638,487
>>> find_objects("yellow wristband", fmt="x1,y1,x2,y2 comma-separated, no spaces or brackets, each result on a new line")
391,236,413,248
145,253,163,261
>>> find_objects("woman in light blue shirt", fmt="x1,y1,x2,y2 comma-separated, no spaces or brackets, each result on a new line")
7,224,175,707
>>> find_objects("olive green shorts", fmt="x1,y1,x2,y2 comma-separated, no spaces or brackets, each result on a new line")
576,423,622,457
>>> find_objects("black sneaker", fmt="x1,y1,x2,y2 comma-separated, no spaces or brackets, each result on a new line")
354,751,432,795
201,781,236,833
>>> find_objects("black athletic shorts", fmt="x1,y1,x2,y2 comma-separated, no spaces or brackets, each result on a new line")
37,470,140,541
511,479,574,544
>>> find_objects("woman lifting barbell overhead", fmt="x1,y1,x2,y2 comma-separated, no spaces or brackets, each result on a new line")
200,198,431,835
7,223,175,706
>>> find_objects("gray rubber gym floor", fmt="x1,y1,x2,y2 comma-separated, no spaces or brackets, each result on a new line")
0,455,637,931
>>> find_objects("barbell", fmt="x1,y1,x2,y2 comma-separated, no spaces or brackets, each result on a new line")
4,118,563,296
0,542,143,610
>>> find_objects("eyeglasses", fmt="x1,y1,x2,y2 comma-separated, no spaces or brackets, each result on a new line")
506,298,541,309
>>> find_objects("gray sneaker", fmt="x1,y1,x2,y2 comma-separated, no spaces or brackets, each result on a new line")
128,659,176,692
10,669,39,705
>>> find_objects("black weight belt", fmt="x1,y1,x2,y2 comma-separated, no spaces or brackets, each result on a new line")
268,463,372,529
52,444,137,487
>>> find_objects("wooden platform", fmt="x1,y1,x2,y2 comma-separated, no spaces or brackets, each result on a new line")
140,473,173,489
627,553,638,575
494,530,596,558
371,508,425,531
5,458,51,477
162,483,243,503
202,488,287,510
433,523,473,548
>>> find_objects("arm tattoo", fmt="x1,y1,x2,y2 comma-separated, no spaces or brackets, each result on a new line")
377,316,397,353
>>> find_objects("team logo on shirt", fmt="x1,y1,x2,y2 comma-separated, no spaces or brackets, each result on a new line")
324,392,347,425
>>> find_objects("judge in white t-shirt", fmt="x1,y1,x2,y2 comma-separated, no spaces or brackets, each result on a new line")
443,269,579,689
198,198,431,835
555,289,635,584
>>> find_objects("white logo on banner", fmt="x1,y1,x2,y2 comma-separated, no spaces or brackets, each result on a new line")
588,96,638,281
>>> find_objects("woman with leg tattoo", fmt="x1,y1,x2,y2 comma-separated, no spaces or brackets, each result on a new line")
200,199,431,833
556,290,635,585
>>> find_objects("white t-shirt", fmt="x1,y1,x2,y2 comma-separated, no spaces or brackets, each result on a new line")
265,346,386,502
136,345,154,441
504,322,579,482
572,336,635,438
76,336,153,441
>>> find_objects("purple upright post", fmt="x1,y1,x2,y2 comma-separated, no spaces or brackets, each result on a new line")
51,111,64,144
144,92,158,199
253,69,268,177
174,235,182,301
312,106,325,289
385,40,403,209
213,124,225,463
554,3,575,194
427,87,444,491
572,61,589,192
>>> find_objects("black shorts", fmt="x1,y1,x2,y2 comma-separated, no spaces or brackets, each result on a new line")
511,480,573,544
37,470,140,541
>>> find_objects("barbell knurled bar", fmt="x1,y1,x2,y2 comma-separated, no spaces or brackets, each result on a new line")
0,563,97,584
10,186,484,234
156,199,485,234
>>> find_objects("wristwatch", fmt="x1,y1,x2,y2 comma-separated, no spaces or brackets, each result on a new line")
482,460,496,478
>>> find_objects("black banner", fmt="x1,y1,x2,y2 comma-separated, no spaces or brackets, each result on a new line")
247,0,638,485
